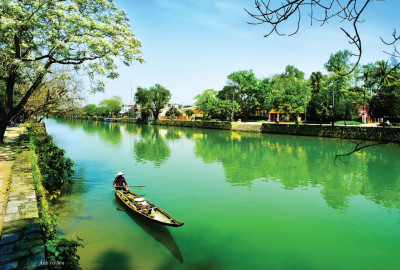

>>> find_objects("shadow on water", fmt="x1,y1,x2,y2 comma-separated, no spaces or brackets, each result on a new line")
113,197,184,264
92,249,131,270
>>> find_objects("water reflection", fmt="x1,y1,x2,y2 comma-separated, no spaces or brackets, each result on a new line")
113,198,184,263
93,249,131,270
53,118,123,144
130,125,171,167
51,169,87,225
49,119,400,212
192,129,400,211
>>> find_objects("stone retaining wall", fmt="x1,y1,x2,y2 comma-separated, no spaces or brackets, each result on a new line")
261,123,400,142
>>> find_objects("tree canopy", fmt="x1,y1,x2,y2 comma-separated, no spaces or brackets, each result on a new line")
99,96,122,116
0,0,143,142
134,84,172,120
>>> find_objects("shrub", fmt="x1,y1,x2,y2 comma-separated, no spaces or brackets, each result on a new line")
34,135,75,193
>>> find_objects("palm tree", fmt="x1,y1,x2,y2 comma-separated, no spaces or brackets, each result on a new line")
372,61,398,90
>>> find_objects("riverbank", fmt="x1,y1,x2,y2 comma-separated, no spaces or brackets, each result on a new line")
87,117,400,143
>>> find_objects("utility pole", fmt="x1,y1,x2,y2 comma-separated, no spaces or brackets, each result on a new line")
231,91,235,122
332,88,335,126
130,83,133,104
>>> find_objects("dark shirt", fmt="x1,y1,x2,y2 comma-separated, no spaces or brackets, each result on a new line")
113,176,127,187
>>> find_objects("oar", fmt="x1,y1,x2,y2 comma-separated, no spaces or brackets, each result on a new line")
114,185,146,188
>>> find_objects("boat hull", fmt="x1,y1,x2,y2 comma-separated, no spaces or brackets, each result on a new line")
115,189,184,227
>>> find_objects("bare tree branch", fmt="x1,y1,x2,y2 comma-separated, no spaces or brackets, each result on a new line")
245,0,389,74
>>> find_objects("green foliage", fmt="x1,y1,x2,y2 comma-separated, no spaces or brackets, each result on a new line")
134,87,152,120
175,111,183,117
140,108,152,120
46,236,84,270
185,109,194,117
334,100,359,121
99,96,122,116
0,0,143,92
370,86,400,120
149,84,172,119
34,134,75,193
324,50,352,74
272,66,310,122
227,70,273,119
133,126,171,167
0,0,143,142
29,135,83,269
195,89,240,120
134,84,171,120
83,104,98,116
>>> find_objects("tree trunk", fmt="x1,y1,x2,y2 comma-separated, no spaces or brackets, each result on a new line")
0,118,10,144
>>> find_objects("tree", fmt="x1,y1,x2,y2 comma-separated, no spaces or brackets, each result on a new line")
84,104,98,117
369,85,400,121
0,0,143,143
272,66,310,122
194,89,219,119
18,70,84,121
310,72,325,94
324,50,353,75
149,84,171,120
195,89,240,120
185,109,194,118
227,70,272,119
372,61,399,90
134,87,152,120
99,96,122,117
324,51,355,124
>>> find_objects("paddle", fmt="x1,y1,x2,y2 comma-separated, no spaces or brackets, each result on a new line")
114,185,146,188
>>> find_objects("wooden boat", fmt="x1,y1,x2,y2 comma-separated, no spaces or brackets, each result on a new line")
115,189,184,227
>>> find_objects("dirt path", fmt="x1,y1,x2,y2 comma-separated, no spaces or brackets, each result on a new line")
0,127,21,235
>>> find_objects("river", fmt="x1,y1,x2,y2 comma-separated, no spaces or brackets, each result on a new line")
45,118,400,270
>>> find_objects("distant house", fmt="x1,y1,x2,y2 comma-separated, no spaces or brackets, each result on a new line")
358,107,371,123
120,104,139,116
159,104,203,120
266,108,303,122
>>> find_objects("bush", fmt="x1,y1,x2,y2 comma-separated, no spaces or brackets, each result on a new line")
29,136,83,269
34,134,75,193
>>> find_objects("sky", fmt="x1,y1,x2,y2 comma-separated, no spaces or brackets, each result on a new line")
83,0,400,105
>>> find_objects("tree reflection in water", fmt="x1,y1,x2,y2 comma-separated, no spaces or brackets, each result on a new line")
192,129,400,211
130,125,171,167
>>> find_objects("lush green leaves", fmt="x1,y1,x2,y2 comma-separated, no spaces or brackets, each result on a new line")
34,134,75,193
149,84,172,120
98,96,122,116
134,84,172,120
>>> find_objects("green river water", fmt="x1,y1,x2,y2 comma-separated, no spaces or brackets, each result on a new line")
45,118,400,270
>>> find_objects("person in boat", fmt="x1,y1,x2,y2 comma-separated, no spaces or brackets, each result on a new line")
113,172,128,191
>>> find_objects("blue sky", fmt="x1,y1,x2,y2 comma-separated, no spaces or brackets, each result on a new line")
84,0,400,105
